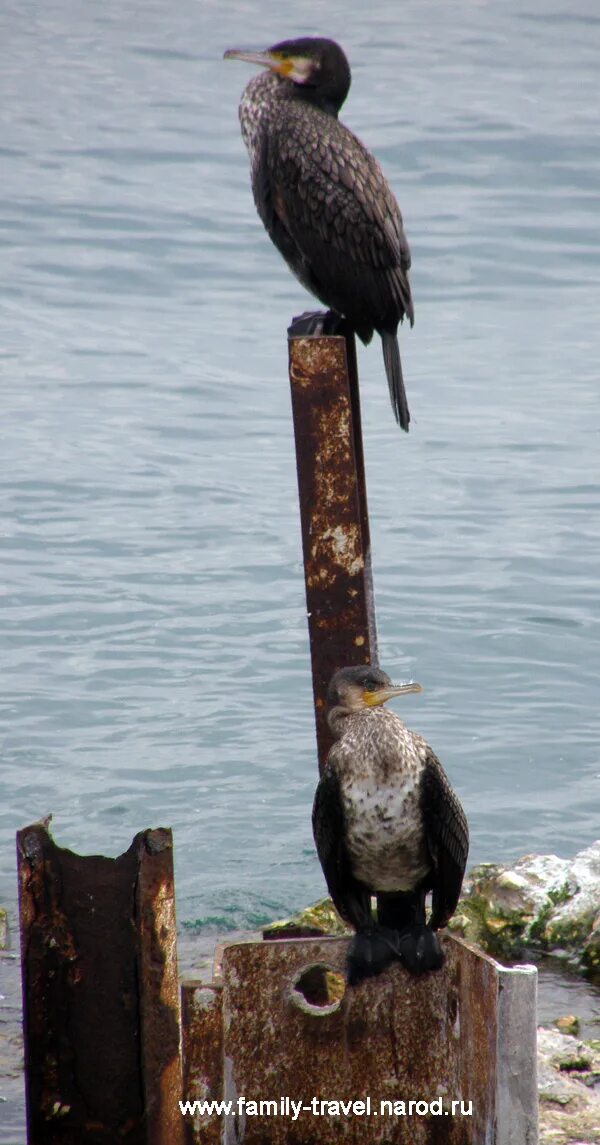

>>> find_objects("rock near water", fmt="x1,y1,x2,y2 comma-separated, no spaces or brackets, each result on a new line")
449,841,600,974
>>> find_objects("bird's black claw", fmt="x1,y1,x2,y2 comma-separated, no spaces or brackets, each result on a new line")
346,925,444,984
395,925,445,975
346,926,402,986
288,309,346,337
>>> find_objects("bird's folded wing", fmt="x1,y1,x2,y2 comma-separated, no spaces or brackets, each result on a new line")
312,765,356,921
269,107,412,278
419,749,469,929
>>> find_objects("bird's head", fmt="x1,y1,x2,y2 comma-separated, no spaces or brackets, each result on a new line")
326,665,422,734
224,37,351,115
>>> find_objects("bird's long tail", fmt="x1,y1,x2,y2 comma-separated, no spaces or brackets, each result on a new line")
381,331,410,432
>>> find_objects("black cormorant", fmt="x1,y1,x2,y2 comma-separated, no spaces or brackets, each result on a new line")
224,37,414,431
312,665,469,984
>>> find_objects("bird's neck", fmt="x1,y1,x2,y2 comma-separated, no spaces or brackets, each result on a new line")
327,705,394,740
327,704,353,740
290,85,341,119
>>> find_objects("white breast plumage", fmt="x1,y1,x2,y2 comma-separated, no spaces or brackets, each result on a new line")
341,770,430,891
331,708,432,892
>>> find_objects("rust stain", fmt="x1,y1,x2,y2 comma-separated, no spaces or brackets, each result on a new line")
137,829,186,1145
310,523,364,580
180,934,511,1144
17,822,184,1145
289,336,348,388
288,330,378,769
182,981,223,1145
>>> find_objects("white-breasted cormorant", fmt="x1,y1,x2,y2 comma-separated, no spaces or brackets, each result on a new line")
224,37,414,431
312,665,469,984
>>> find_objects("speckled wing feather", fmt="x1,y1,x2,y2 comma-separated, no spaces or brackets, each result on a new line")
419,749,469,930
262,103,414,333
312,764,371,931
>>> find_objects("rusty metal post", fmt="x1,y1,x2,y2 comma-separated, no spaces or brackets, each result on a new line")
17,821,185,1145
288,327,378,768
181,981,223,1145
136,828,184,1145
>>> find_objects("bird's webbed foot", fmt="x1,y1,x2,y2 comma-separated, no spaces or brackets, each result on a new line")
346,925,401,986
288,309,346,337
395,924,444,975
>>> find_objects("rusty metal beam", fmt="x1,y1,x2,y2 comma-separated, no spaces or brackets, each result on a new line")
181,934,537,1145
288,328,378,768
17,822,185,1145
181,981,223,1145
137,828,185,1145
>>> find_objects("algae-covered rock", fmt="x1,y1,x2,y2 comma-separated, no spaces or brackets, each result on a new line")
447,853,572,958
555,1014,580,1037
263,898,351,940
538,1026,600,1144
539,843,600,957
583,911,600,974
450,842,600,973
538,1027,600,1081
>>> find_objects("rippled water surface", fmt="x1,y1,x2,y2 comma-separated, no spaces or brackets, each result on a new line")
1,0,599,1133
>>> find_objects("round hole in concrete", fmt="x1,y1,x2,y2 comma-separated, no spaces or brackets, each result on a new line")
290,963,346,1014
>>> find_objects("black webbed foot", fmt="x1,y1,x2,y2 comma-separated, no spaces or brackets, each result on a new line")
395,925,444,975
288,309,346,337
346,926,401,986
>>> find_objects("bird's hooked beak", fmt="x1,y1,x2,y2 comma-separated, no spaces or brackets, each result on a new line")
363,682,423,708
223,48,314,84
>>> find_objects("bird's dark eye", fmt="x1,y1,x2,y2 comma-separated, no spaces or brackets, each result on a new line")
364,678,378,692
